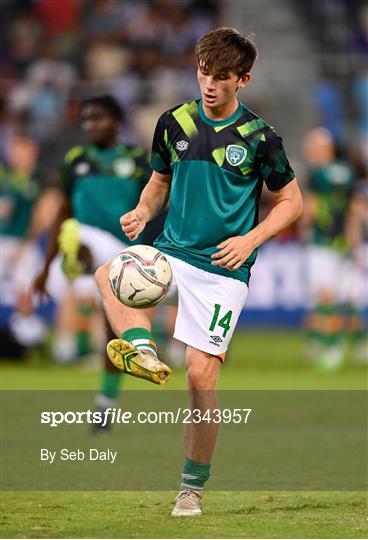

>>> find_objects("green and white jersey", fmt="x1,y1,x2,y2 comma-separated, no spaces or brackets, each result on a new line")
151,99,295,283
308,160,355,251
61,143,150,243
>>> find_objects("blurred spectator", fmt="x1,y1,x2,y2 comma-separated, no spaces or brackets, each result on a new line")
313,69,344,145
352,2,368,54
161,5,204,58
83,0,146,40
8,38,76,142
7,11,42,72
85,40,130,80
353,67,368,160
32,0,82,58
124,1,170,50
3,0,221,150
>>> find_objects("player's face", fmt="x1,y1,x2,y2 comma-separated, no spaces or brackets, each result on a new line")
197,66,250,118
81,105,118,145
302,128,335,166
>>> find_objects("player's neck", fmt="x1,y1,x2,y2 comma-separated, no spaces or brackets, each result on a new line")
201,99,239,121
93,137,118,150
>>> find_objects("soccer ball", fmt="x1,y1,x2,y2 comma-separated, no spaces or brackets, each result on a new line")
108,245,172,308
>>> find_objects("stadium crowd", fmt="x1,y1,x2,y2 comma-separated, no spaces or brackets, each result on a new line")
1,0,367,368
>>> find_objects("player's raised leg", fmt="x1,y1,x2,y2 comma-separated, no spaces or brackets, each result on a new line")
95,262,171,384
171,346,221,517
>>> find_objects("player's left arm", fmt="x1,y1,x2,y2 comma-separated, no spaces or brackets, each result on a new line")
212,178,303,270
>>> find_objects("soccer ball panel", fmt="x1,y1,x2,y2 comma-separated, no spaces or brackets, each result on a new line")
108,245,172,308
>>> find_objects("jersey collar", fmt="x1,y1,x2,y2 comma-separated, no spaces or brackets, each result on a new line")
199,99,244,127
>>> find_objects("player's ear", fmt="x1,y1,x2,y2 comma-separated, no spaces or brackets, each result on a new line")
237,73,252,90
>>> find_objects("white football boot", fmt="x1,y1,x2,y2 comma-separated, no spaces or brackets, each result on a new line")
171,489,203,517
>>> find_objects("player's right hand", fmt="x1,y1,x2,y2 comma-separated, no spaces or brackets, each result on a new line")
120,208,147,241
33,269,51,300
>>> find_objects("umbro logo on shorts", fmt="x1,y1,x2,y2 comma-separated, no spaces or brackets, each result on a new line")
175,140,189,151
209,335,223,346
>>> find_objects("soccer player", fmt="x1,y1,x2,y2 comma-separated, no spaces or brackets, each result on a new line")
0,136,48,349
95,28,303,515
34,95,152,422
302,127,357,368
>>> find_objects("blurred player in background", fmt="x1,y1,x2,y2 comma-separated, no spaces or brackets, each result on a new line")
302,127,359,369
0,135,52,349
95,28,303,516
33,94,152,428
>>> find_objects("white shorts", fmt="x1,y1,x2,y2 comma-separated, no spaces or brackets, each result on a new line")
1,236,43,304
165,255,248,358
47,224,127,302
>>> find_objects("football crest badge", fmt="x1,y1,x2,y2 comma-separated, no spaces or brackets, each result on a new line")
114,158,135,177
225,145,247,167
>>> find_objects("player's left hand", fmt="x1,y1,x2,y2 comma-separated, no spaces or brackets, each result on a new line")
211,235,255,271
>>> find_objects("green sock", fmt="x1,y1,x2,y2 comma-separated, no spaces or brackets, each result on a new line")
99,369,122,402
325,332,344,348
180,457,211,491
345,305,366,345
306,306,325,344
121,327,157,357
76,330,91,357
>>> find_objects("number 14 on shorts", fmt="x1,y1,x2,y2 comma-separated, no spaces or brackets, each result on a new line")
209,303,233,338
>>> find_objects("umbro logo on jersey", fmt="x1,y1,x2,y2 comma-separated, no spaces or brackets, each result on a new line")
209,335,222,346
175,140,189,151
226,145,247,166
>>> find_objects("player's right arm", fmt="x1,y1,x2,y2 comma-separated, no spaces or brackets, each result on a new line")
121,113,173,241
33,194,72,297
34,147,78,295
121,170,172,241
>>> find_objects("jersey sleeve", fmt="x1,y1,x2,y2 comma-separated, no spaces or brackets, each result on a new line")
60,146,86,196
60,158,72,196
135,148,152,184
257,130,295,191
150,115,172,174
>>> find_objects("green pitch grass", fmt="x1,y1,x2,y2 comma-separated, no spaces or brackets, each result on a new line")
1,491,367,539
1,331,367,538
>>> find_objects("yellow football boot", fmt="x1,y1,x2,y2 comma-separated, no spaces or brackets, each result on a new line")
107,338,171,385
58,218,84,281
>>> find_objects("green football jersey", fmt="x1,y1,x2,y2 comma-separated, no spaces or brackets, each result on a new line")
0,162,38,238
151,99,295,283
309,160,355,251
61,143,150,243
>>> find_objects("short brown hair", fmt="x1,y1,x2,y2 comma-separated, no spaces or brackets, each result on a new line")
195,27,258,78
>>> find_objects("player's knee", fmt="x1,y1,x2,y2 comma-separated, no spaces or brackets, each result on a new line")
187,366,211,390
186,350,219,390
